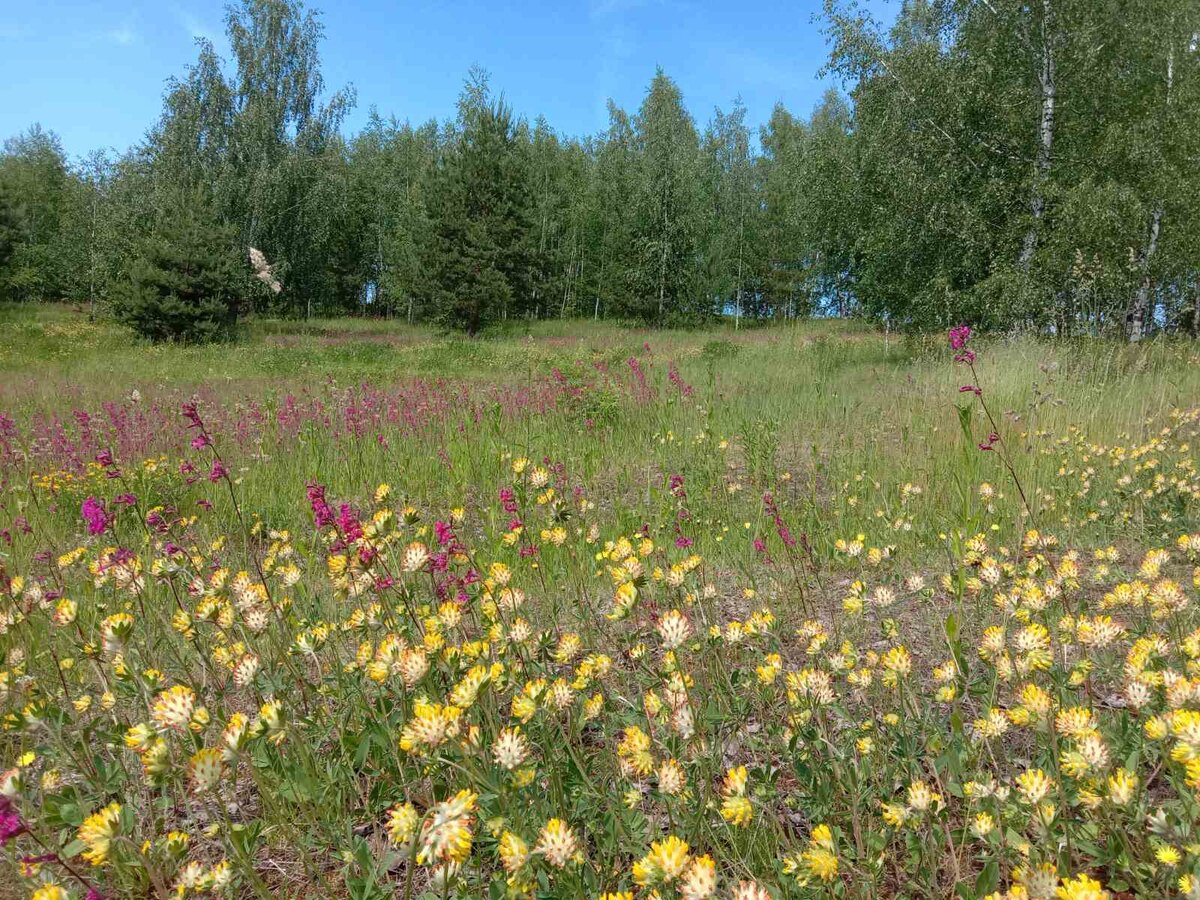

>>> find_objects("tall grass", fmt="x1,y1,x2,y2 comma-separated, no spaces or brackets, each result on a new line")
1,304,1198,898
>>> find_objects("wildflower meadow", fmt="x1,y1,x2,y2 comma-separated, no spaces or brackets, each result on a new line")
2,305,1200,899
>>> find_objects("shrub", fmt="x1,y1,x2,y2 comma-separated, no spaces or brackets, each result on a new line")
110,200,243,343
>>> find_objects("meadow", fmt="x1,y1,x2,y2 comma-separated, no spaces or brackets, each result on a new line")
1,303,1200,899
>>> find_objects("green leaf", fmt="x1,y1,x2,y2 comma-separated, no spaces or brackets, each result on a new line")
277,777,314,803
975,858,999,895
944,613,958,641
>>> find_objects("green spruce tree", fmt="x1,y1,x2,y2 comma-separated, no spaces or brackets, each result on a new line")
425,70,534,334
111,195,244,342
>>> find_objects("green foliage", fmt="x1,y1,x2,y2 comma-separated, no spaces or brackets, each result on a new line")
0,126,73,302
4,0,1200,337
110,199,244,343
0,182,18,277
623,70,706,322
821,0,1200,335
425,70,535,334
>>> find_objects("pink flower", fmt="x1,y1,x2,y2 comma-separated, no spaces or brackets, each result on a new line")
948,325,971,350
181,401,204,431
336,503,363,542
0,796,27,845
307,482,334,528
81,497,110,535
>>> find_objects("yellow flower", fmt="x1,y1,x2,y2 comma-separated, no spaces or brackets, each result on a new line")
188,747,223,794
723,765,748,796
151,684,196,732
493,727,530,771
1055,873,1109,899
880,645,912,685
881,802,909,828
906,780,942,813
1015,768,1054,805
680,854,717,899
78,801,121,866
719,765,752,825
535,818,579,868
721,794,753,827
971,812,996,839
417,790,476,865
617,725,653,778
498,831,529,873
1144,716,1169,740
634,835,691,886
1106,768,1137,805
399,701,461,754
1156,845,1181,866
802,845,838,883
386,802,418,847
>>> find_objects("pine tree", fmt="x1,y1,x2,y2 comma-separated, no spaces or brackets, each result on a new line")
110,195,244,342
425,71,534,334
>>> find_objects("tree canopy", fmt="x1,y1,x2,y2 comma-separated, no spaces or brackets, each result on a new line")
3,0,1199,337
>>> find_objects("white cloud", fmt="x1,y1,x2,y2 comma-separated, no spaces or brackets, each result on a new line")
108,25,137,46
177,9,219,44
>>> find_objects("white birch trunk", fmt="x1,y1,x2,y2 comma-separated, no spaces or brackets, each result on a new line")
1019,0,1055,270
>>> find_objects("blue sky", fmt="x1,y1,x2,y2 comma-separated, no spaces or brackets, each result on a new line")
0,0,896,160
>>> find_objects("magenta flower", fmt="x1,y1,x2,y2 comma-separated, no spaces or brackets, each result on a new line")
0,796,27,845
181,401,204,431
81,497,110,535
306,481,334,528
667,362,693,398
949,325,977,363
336,503,363,542
207,460,228,483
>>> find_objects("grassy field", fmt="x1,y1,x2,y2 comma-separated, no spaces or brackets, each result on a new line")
1,303,1199,898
